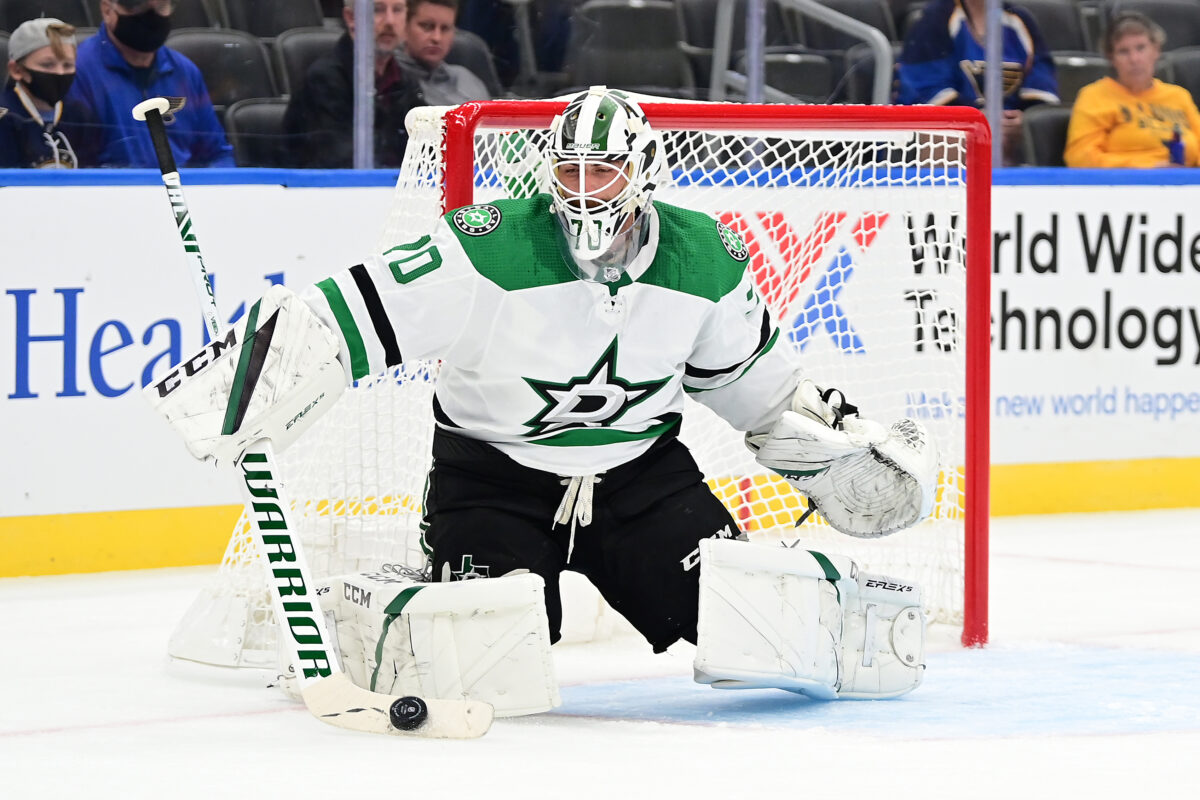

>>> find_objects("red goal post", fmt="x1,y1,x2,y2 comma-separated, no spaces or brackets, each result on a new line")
432,100,991,646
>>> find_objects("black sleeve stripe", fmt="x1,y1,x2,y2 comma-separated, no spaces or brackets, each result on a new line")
349,263,403,367
684,308,773,380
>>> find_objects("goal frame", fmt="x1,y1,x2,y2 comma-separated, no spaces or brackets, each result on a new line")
437,100,991,646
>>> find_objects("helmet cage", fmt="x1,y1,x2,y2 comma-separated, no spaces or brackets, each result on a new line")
544,88,663,270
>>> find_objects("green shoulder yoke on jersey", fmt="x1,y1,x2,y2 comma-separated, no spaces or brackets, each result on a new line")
445,195,750,302
446,196,578,291
641,202,750,302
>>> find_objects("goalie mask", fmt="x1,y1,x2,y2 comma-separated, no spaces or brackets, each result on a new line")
545,87,664,282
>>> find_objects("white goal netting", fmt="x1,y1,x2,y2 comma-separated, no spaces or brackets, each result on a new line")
168,99,990,669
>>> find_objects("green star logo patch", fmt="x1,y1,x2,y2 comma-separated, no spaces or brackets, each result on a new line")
452,204,502,236
716,221,749,262
523,338,670,437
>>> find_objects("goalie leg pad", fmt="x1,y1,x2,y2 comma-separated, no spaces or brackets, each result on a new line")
694,539,924,700
323,571,560,717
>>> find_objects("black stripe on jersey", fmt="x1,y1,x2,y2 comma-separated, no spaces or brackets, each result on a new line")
349,263,403,367
684,308,773,380
432,395,465,429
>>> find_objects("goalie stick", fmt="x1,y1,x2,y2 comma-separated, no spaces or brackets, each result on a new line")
132,97,492,739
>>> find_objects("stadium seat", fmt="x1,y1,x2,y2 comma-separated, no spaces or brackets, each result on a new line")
224,97,293,167
1053,51,1112,104
0,31,8,66
675,0,794,88
794,0,898,55
1101,0,1200,51
737,51,836,102
837,40,901,103
448,28,504,98
1163,46,1200,103
1018,0,1091,52
171,0,217,29
166,28,278,111
566,0,695,91
220,0,324,38
1021,103,1073,166
272,25,338,96
1,0,91,30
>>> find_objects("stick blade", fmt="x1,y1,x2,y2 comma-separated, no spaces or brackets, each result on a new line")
301,673,494,739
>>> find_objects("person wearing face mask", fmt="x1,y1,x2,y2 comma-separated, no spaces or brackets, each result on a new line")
1,18,99,168
67,0,234,167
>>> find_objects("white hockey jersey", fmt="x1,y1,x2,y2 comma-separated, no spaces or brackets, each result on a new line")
302,195,803,476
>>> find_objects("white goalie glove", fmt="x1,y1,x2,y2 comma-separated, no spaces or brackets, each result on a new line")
747,380,938,537
145,284,346,465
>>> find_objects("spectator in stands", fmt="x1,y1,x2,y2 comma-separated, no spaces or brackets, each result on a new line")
284,0,423,168
68,0,234,168
1,18,99,168
896,0,1059,166
398,0,491,105
1065,12,1200,168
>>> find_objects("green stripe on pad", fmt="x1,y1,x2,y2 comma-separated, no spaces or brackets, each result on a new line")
221,300,261,435
370,586,426,691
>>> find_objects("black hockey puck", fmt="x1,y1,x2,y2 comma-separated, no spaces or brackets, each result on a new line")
389,696,429,731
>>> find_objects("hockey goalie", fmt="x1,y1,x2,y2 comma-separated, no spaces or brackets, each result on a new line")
149,87,938,710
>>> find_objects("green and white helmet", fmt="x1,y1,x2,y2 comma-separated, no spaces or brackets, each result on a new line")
545,87,665,276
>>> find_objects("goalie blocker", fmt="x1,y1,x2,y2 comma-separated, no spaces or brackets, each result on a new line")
695,538,925,699
145,284,346,465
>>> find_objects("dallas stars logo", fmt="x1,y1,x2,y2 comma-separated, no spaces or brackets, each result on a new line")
716,220,749,262
523,338,669,436
452,204,502,236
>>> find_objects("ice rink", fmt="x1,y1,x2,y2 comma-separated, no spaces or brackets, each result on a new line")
3,508,1198,799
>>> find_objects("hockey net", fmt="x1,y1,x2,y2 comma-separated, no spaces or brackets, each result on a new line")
168,98,990,670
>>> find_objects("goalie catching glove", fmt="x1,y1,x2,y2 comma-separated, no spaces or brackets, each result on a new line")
146,285,346,465
747,380,938,537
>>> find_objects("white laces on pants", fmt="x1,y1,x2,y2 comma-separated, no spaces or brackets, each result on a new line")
554,474,601,563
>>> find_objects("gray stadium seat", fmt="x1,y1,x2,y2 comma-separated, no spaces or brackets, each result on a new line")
272,25,339,97
795,0,898,54
1102,0,1200,51
1018,0,1091,52
1162,46,1200,103
1053,52,1112,105
221,0,324,38
448,28,504,98
738,51,836,102
166,28,278,111
1021,103,1073,166
0,31,8,66
171,0,217,29
224,97,293,167
566,0,695,91
676,0,794,88
1,0,91,30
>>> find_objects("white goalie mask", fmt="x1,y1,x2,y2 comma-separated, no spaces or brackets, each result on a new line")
545,87,665,282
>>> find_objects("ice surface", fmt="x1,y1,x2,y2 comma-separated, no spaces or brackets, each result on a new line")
2,509,1197,798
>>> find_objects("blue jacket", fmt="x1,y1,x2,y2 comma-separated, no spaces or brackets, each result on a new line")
0,82,101,168
896,0,1059,110
68,25,234,167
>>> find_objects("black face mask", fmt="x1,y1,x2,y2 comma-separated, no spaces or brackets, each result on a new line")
113,8,172,53
23,70,76,106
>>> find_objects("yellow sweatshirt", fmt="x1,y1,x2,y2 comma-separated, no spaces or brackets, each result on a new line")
1064,77,1200,168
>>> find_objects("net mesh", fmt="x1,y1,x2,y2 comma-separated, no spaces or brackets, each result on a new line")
168,101,980,668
